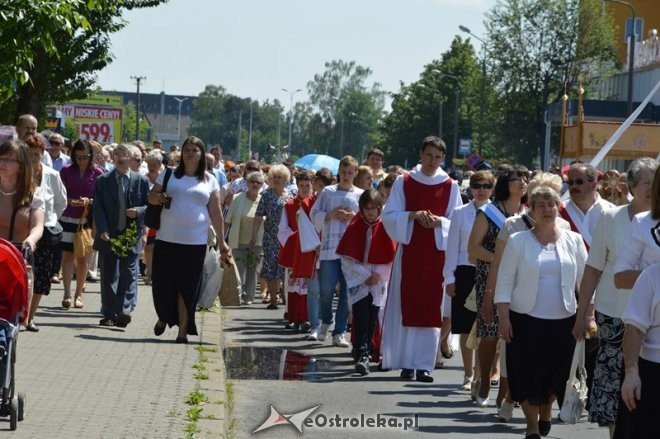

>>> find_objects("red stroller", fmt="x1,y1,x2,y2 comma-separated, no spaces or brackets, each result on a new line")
0,238,29,430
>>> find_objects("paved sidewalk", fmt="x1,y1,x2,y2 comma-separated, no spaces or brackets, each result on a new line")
4,273,227,438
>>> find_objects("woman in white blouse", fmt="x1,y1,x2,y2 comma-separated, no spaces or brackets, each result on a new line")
495,186,588,439
573,158,657,438
443,170,493,391
620,262,660,438
614,165,660,289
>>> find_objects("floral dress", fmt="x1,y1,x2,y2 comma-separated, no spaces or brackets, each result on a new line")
255,188,293,281
475,203,511,338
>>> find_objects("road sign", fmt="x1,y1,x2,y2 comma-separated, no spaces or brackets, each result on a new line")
459,138,471,155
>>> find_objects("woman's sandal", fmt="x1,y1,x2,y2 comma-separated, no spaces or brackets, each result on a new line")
74,297,84,309
154,321,166,336
62,297,72,309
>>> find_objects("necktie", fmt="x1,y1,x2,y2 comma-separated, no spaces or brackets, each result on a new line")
118,174,127,230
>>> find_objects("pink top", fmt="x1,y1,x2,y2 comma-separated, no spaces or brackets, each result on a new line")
60,164,105,218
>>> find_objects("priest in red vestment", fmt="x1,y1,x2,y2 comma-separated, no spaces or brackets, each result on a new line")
380,136,462,383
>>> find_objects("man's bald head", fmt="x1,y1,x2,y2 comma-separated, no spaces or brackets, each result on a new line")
16,114,38,140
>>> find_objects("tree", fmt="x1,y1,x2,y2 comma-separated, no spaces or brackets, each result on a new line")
485,0,617,165
0,0,168,122
305,60,386,160
382,37,484,167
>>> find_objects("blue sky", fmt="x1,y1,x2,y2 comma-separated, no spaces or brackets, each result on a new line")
97,0,496,110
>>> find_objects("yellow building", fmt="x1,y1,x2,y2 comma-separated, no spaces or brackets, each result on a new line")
606,0,659,64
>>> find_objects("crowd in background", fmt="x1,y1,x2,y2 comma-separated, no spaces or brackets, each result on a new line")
1,113,659,438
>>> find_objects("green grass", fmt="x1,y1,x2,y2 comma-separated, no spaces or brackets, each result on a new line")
186,388,209,406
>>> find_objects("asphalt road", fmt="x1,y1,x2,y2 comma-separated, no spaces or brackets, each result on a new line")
223,302,607,439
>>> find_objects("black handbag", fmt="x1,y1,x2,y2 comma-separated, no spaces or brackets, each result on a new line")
144,168,172,230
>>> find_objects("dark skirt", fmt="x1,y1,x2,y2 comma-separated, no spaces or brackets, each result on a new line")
33,244,55,295
451,265,477,334
615,357,660,439
589,311,625,426
507,311,576,406
58,216,91,253
151,240,206,335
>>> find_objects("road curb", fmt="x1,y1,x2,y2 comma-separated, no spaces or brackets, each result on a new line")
196,306,229,438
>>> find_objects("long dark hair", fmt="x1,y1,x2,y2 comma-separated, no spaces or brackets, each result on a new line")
0,139,34,208
494,164,529,204
174,136,207,181
70,139,93,170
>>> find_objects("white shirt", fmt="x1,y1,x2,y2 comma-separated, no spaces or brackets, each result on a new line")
495,229,588,315
310,184,363,261
36,165,67,228
443,200,486,285
587,205,634,318
529,245,573,319
50,152,71,172
155,171,220,245
622,263,660,363
614,211,660,274
562,195,614,247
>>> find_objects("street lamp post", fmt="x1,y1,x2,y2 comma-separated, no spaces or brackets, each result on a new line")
603,0,636,115
459,25,487,154
432,70,461,169
282,88,302,149
248,100,254,160
173,97,189,142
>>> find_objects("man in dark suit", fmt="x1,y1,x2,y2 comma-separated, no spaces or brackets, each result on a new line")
93,144,149,327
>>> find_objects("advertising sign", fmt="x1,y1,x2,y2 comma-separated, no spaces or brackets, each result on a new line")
53,94,123,143
459,138,472,155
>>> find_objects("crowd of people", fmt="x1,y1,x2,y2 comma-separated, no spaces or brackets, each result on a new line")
1,113,659,438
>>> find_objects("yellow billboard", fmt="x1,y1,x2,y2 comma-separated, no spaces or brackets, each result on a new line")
562,122,660,160
55,94,123,143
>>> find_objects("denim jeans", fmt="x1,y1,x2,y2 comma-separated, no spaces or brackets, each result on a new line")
319,259,348,336
306,276,320,331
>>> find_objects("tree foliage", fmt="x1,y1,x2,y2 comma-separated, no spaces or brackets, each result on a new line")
485,0,617,165
0,0,168,123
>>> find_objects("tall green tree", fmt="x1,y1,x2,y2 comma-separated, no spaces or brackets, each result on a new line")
0,0,168,122
485,0,617,165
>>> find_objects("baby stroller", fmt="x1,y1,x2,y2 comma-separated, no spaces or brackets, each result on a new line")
0,238,29,430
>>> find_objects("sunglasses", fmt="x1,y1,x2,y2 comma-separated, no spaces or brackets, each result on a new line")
509,176,528,183
567,178,593,186
246,167,260,172
50,141,62,146
75,155,91,160
470,183,493,190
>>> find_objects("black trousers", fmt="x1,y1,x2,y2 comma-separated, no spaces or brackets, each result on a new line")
351,294,379,361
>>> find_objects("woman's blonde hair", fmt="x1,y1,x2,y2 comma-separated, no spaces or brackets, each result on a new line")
529,186,561,209
268,164,290,182
527,172,563,196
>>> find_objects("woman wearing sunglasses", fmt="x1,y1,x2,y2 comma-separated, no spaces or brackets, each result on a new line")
443,170,494,392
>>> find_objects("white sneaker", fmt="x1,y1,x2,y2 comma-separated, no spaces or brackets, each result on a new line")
332,333,350,347
497,401,515,422
475,395,490,408
317,323,330,341
307,330,319,341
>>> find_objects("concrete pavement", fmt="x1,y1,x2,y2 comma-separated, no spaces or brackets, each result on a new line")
6,273,227,438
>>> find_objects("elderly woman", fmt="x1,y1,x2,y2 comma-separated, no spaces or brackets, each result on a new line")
25,135,67,331
620,262,660,438
251,164,293,309
468,164,528,408
495,186,588,439
224,171,265,305
142,150,164,285
59,140,105,309
443,170,493,391
482,172,570,420
149,136,229,343
571,158,657,438
614,165,660,289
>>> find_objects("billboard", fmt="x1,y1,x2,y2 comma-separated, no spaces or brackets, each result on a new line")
53,94,123,143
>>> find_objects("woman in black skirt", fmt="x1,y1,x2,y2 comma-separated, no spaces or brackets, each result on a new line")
495,187,588,439
444,170,494,390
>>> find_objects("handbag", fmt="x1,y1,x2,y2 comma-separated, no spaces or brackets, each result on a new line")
464,285,478,312
73,203,94,258
198,247,224,309
559,339,588,424
144,168,172,230
40,223,64,247
219,255,242,306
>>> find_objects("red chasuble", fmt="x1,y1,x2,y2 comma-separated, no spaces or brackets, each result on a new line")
335,213,396,264
401,173,452,327
558,204,590,251
278,195,317,278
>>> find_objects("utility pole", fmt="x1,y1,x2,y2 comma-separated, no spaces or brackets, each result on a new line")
173,97,189,142
248,100,253,160
131,76,146,141
282,88,302,149
236,110,242,160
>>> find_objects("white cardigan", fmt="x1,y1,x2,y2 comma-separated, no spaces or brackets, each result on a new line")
494,229,588,314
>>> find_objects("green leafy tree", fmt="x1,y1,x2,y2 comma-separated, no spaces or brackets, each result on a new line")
485,0,617,165
0,0,168,122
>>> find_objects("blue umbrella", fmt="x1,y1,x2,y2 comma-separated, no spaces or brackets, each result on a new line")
294,154,340,175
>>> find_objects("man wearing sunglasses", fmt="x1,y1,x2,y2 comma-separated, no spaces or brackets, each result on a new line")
560,163,614,251
48,133,71,172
